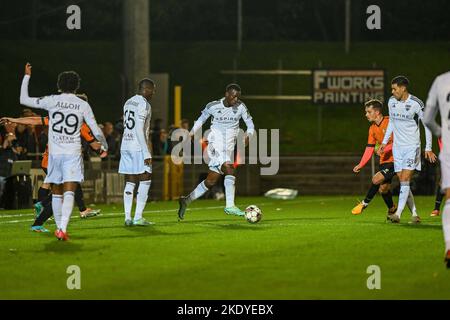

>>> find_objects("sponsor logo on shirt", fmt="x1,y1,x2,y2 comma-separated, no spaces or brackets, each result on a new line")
214,117,239,121
391,112,413,119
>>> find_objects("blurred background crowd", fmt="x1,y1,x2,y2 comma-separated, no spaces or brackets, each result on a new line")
0,108,192,176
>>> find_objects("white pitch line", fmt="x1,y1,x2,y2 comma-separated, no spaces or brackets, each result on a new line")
0,196,357,225
0,196,354,219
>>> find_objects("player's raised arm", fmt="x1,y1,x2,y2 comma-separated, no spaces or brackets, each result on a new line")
82,104,108,152
19,63,51,110
423,78,442,138
190,105,212,136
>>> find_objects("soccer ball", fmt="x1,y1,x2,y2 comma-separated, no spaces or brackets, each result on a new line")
245,205,262,223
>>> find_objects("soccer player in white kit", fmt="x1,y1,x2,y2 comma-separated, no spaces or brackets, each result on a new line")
378,76,437,224
118,79,155,226
423,71,450,267
177,84,255,219
19,63,107,241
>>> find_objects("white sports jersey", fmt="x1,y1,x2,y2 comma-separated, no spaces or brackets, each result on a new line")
190,98,255,139
382,94,432,151
120,95,152,159
20,75,107,155
423,71,450,156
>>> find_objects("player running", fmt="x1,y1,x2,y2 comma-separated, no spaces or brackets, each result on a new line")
378,76,437,224
423,71,450,267
177,83,255,220
0,114,106,232
351,99,397,216
19,63,107,240
118,79,155,227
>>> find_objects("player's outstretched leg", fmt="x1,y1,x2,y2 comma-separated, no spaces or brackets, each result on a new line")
223,175,244,216
380,189,397,215
35,185,51,218
178,180,209,220
76,184,100,218
431,185,444,217
123,181,136,226
133,180,152,226
31,201,52,233
352,183,379,215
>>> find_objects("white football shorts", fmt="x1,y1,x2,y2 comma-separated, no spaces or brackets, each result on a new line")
44,153,84,184
118,150,152,175
393,145,421,173
205,129,237,175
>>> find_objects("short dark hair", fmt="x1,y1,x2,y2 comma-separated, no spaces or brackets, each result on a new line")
57,71,80,93
391,75,409,87
364,99,383,113
138,78,155,91
226,83,241,92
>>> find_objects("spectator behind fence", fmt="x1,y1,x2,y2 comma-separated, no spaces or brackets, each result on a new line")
14,123,30,159
159,129,170,155
103,121,119,159
38,126,48,154
20,108,41,156
0,129,19,206
181,118,190,131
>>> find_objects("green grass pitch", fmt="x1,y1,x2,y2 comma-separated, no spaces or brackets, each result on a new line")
1,196,449,299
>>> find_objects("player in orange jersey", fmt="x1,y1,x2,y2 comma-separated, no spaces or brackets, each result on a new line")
351,99,397,216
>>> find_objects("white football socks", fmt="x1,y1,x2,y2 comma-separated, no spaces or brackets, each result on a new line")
135,180,151,221
187,180,209,204
406,190,418,217
396,181,410,218
123,182,136,221
60,191,75,233
443,200,450,252
224,175,236,208
52,194,63,229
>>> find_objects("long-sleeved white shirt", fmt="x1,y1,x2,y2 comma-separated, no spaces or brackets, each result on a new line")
191,98,255,137
20,75,107,155
382,94,432,151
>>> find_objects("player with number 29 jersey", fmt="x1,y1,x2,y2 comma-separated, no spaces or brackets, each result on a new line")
20,74,107,184
21,75,106,156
